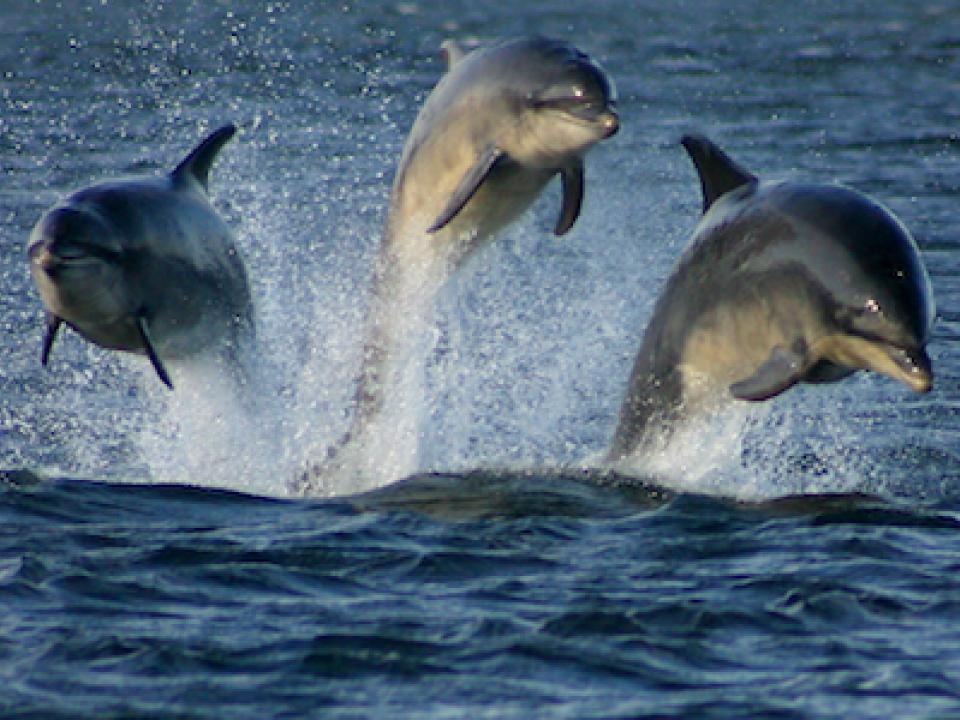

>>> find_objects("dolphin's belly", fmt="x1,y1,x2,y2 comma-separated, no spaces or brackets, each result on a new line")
30,258,134,337
389,136,554,260
43,234,249,360
62,270,244,358
69,306,245,360
134,254,250,356
69,317,143,353
680,317,785,388
675,276,819,401
448,163,554,245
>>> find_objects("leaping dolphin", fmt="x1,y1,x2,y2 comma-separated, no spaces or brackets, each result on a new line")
299,36,619,492
608,134,935,463
27,124,252,389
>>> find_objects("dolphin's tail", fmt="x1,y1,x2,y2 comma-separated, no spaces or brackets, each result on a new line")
291,430,354,497
290,334,392,496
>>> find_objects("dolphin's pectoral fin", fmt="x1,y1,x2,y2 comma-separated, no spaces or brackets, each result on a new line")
41,313,62,366
135,315,173,390
729,346,804,401
427,146,504,234
555,160,584,236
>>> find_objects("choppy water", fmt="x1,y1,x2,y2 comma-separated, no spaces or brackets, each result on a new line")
2,1,960,717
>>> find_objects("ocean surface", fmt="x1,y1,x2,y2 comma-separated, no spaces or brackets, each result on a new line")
2,1,960,717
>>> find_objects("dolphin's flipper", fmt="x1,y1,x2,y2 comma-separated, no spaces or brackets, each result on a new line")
555,160,584,236
135,315,174,390
427,146,504,234
171,124,237,193
681,134,757,213
729,346,804,401
41,313,62,366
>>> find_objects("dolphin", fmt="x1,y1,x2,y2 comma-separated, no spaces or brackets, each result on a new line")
298,36,619,492
389,35,619,247
607,133,935,463
27,124,252,389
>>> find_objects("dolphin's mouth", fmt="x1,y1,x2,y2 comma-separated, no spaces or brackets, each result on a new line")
30,246,91,272
598,110,619,137
30,239,119,271
533,96,619,136
883,343,933,393
815,333,933,393
28,245,62,272
30,247,115,285
562,106,619,137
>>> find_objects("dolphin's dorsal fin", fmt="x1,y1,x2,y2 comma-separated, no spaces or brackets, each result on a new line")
440,40,469,70
171,124,236,193
427,145,504,233
554,159,584,236
680,134,757,213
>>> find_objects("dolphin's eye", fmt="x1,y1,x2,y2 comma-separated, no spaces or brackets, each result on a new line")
839,298,893,344
533,86,606,121
842,298,881,320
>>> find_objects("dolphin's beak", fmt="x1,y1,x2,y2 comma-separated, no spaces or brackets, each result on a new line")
599,109,619,138
814,334,933,393
883,344,933,393
28,244,61,275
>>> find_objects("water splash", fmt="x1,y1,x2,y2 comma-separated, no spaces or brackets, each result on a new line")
598,373,942,503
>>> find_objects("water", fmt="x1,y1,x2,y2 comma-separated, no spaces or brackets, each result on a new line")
2,0,960,716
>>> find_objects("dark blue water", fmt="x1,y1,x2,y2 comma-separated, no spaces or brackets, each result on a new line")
3,1,960,717
3,471,960,718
